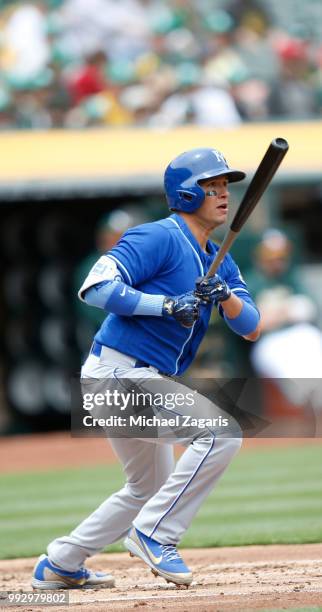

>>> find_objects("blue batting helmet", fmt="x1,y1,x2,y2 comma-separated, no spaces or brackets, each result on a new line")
164,148,246,212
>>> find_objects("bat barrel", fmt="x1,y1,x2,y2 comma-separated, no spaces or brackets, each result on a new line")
273,137,289,150
205,137,289,278
230,137,289,233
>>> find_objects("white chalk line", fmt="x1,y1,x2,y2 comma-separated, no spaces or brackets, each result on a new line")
73,584,322,606
206,559,322,571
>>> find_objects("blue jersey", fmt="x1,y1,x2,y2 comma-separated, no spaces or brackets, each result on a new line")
95,214,255,375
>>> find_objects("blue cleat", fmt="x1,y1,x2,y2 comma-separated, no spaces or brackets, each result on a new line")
31,554,115,589
124,527,192,587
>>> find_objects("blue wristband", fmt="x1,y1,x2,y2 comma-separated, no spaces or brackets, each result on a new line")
224,300,260,336
84,281,164,316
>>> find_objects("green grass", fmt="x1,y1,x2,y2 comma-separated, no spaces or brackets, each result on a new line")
0,444,321,559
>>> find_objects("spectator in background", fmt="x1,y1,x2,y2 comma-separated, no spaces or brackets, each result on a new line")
66,50,108,105
148,62,241,128
228,70,272,121
44,61,72,127
194,6,276,122
10,72,55,129
58,0,151,61
268,37,319,118
0,0,322,130
1,1,49,81
203,10,247,88
246,229,322,412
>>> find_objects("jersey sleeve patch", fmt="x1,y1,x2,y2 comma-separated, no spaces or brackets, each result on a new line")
78,256,123,302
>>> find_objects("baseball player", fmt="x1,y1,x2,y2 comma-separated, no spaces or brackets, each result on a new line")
31,148,260,590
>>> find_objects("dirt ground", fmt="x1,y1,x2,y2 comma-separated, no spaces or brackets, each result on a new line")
1,431,321,473
1,433,322,611
1,544,322,611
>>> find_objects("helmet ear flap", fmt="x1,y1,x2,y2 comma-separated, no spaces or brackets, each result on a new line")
175,185,205,212
178,190,194,202
169,190,196,211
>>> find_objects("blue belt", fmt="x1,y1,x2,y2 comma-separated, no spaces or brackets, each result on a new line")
90,340,103,357
90,341,157,370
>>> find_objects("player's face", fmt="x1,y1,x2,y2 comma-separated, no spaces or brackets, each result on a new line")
198,176,230,226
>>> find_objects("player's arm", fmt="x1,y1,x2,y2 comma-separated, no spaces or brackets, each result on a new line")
78,255,199,328
219,292,261,341
195,259,261,341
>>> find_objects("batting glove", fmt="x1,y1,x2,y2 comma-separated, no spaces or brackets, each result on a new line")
195,274,231,304
162,292,200,328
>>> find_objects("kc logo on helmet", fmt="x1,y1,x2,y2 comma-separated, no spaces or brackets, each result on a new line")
212,150,227,165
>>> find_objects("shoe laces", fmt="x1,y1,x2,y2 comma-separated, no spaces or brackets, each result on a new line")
161,545,181,562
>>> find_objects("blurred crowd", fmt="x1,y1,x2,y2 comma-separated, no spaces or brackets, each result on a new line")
1,0,322,130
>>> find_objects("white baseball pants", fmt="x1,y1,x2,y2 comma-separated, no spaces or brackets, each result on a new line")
48,346,242,571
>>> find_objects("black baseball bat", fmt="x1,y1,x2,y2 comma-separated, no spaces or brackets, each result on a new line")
207,137,289,277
